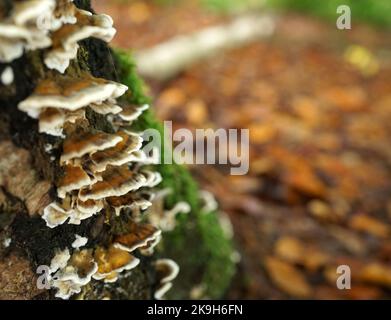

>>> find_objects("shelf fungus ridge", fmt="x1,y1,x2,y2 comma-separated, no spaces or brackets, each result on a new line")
154,259,180,300
0,0,55,62
45,7,116,73
6,0,184,300
0,0,116,70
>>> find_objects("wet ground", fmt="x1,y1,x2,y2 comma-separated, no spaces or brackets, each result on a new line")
94,0,391,299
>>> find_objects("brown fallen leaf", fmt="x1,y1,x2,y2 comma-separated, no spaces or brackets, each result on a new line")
308,200,343,223
185,99,209,126
265,256,312,298
274,236,330,271
228,176,263,194
156,87,186,118
291,96,321,127
349,213,389,239
359,263,391,288
346,285,383,300
249,124,277,144
127,2,152,25
314,284,381,300
322,86,367,112
328,226,367,255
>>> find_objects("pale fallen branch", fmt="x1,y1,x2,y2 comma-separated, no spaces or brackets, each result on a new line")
134,14,275,81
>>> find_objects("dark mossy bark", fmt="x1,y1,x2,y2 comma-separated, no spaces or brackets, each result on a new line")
0,0,156,300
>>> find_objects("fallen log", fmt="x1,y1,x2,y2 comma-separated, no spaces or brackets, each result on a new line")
135,14,275,81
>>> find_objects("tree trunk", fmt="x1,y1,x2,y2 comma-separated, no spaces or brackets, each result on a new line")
0,0,235,300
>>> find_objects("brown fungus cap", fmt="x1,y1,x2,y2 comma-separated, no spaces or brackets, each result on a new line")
61,131,123,164
39,108,86,137
142,170,163,188
90,100,122,115
118,104,149,122
139,233,162,256
89,131,143,173
106,190,154,216
78,166,148,201
18,74,127,119
76,198,104,215
149,201,191,232
39,108,67,137
114,221,161,253
57,164,92,198
93,245,140,282
64,249,97,284
51,0,77,30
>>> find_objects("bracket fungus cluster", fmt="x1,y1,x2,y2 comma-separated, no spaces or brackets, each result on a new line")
2,0,181,299
0,0,53,63
45,6,116,73
0,0,115,73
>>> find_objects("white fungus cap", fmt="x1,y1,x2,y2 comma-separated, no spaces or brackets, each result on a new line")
1,66,14,85
42,202,73,228
153,259,180,300
150,201,191,232
52,279,82,299
199,190,218,212
50,248,71,274
0,0,55,63
71,235,88,249
12,0,56,26
118,104,149,122
154,282,172,300
18,78,128,119
156,259,180,283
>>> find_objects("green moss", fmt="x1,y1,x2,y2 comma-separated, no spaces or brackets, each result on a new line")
201,0,264,14
162,208,235,299
197,210,235,298
114,49,151,106
113,49,235,299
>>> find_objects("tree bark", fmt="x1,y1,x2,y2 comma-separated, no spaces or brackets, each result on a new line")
0,0,235,300
0,0,156,300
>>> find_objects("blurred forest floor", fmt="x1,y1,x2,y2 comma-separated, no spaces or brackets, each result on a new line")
93,0,391,299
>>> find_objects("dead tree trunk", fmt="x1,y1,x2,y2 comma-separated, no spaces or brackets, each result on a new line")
0,0,236,300
0,0,167,300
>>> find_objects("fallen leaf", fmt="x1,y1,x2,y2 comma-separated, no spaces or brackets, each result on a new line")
274,236,330,271
359,263,391,288
265,256,312,298
185,99,209,126
349,213,389,238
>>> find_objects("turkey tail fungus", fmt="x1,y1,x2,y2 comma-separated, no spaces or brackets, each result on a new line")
0,0,236,300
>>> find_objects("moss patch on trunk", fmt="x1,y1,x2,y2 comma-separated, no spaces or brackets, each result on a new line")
114,49,236,299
